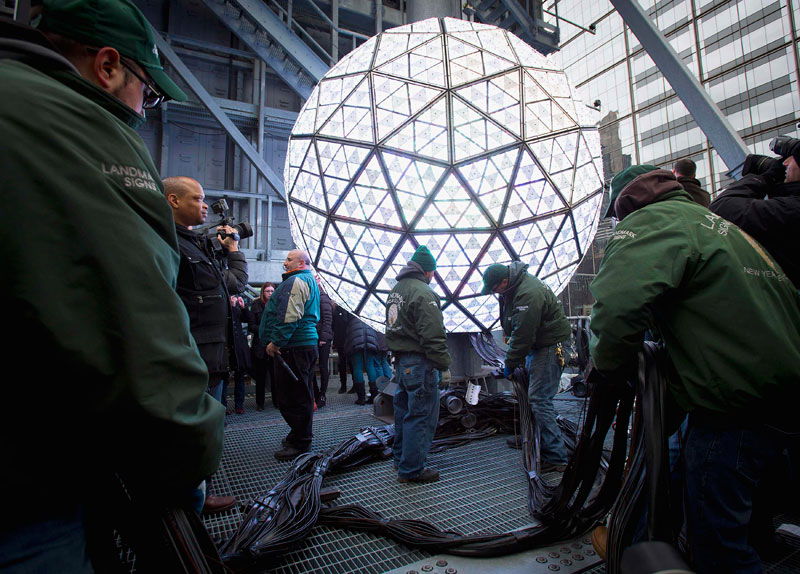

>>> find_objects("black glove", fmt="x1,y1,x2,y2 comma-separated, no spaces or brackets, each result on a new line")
762,158,787,185
742,154,785,184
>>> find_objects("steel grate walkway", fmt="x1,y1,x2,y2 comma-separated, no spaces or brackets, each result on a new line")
200,380,800,574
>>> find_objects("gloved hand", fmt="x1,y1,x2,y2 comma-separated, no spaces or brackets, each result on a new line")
762,158,787,185
438,369,451,389
742,154,786,184
503,364,514,379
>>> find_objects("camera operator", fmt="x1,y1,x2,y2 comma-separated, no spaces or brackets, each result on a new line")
165,176,248,513
165,177,249,399
710,136,800,287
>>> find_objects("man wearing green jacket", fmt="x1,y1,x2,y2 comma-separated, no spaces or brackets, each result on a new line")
589,165,800,574
0,1,224,571
482,262,572,472
386,246,451,483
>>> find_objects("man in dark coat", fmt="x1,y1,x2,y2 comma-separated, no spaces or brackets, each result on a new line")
710,144,800,288
672,158,710,207
166,176,248,513
314,276,334,407
165,176,249,403
332,303,352,393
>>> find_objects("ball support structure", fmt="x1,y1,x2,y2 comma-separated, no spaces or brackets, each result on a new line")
285,17,604,332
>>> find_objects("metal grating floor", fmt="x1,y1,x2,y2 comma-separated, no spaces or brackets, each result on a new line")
205,380,800,574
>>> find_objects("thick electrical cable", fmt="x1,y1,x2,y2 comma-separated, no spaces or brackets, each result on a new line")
220,337,675,573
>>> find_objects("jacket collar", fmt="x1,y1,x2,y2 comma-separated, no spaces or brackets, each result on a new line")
282,267,312,281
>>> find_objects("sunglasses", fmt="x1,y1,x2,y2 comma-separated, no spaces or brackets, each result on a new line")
119,58,165,109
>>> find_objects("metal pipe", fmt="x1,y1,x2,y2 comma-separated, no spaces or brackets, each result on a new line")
407,0,460,23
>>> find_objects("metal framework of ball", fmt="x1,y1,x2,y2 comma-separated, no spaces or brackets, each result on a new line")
285,17,604,332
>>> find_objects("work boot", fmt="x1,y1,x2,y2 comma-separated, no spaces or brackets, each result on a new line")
366,381,378,404
201,495,236,515
591,525,608,561
354,382,366,405
398,468,440,483
274,445,308,461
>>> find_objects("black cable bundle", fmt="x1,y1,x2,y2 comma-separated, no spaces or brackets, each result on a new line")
219,335,675,572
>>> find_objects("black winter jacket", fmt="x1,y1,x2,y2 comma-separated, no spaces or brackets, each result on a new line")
231,302,253,373
332,306,350,349
249,298,267,360
709,175,800,288
345,316,381,357
676,176,710,207
317,292,334,343
175,224,248,374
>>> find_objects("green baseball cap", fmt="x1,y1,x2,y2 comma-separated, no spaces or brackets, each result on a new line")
39,0,187,103
481,263,509,295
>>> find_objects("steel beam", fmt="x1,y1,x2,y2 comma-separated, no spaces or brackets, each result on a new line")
199,0,318,100
610,0,749,178
151,27,286,200
234,0,327,83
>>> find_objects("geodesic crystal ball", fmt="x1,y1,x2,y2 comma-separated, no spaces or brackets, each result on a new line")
285,17,604,333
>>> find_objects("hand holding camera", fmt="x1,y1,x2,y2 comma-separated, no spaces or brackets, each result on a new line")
216,225,239,252
742,155,786,184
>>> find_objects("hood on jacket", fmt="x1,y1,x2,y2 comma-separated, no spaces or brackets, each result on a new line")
505,261,530,295
615,170,687,220
396,260,430,283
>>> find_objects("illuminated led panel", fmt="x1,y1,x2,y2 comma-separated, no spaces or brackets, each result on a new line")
286,17,604,333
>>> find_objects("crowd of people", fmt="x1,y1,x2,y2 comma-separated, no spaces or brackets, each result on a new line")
1,0,798,572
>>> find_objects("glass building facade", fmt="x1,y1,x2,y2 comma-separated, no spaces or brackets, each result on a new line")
546,0,800,314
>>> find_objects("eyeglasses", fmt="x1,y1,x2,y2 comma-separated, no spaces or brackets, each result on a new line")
119,58,164,109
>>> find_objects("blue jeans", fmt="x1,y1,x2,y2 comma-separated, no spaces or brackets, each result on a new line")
350,350,379,383
526,345,567,465
208,377,224,404
373,353,392,379
684,422,784,574
0,507,93,573
393,354,439,479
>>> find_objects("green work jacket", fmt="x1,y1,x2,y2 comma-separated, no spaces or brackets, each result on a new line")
499,262,572,369
590,184,800,417
385,263,451,370
1,39,223,503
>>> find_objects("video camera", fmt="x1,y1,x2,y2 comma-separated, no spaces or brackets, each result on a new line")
193,198,254,248
741,134,799,180
207,198,253,242
769,135,799,158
